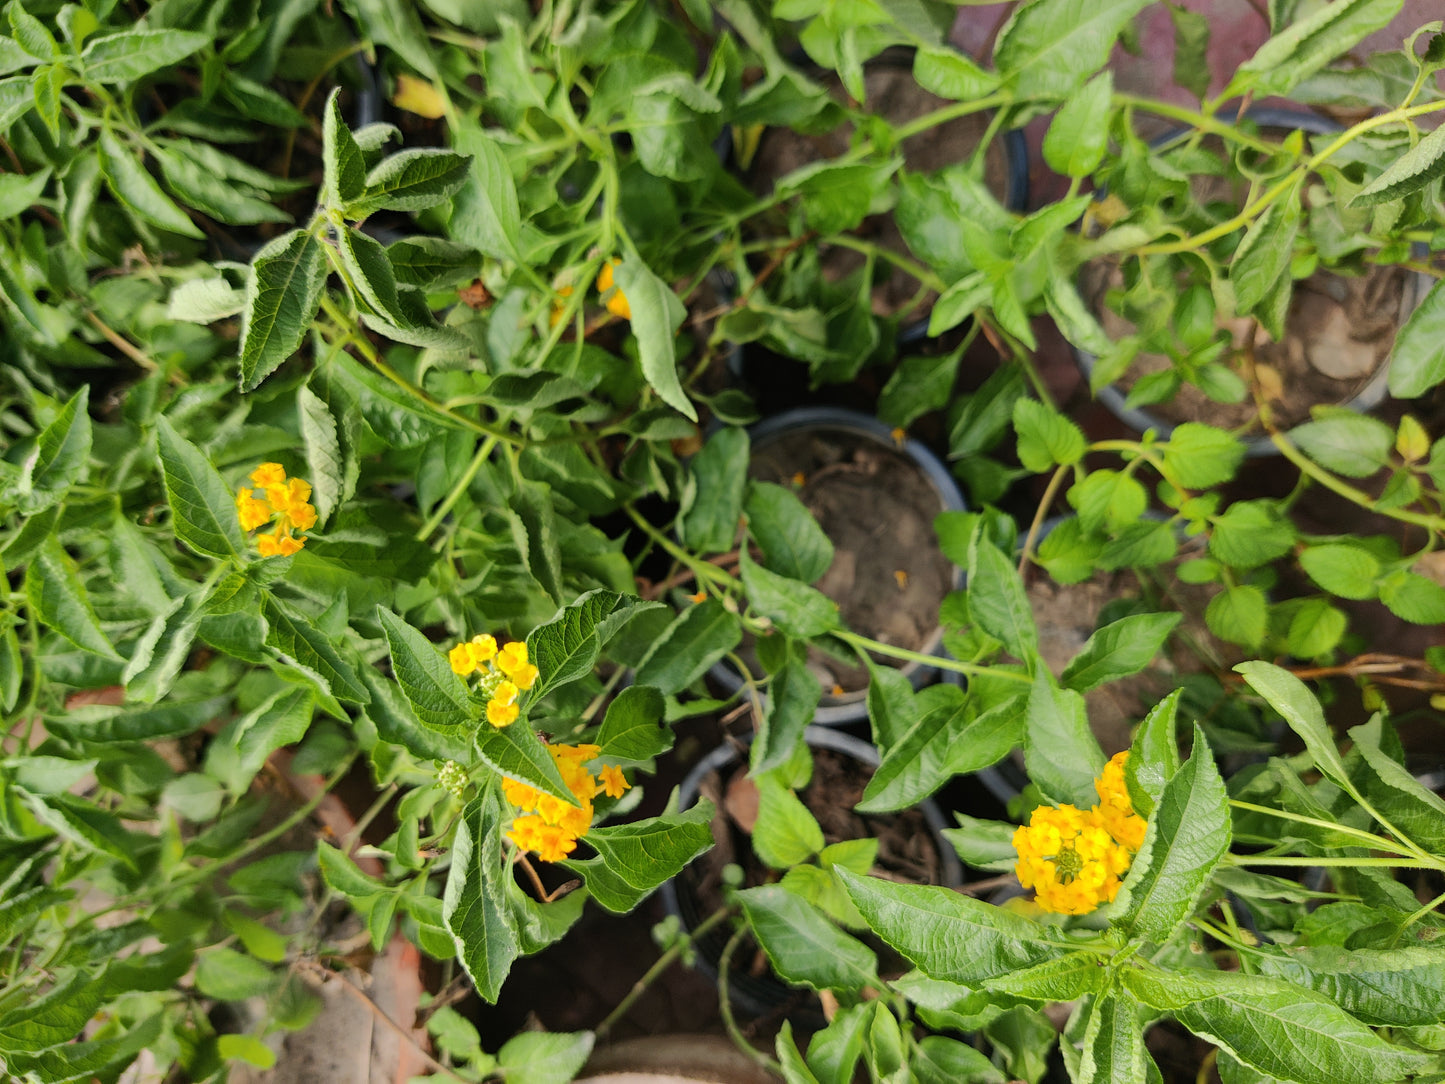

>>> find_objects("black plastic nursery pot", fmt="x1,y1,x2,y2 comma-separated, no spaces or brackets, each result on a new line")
1072,107,1431,458
710,406,966,725
659,726,994,1024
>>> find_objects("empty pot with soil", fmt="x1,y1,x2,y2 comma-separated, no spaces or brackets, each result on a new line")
660,727,985,1024
710,407,964,724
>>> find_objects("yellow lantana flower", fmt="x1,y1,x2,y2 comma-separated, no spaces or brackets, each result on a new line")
237,463,318,557
448,634,536,728
1013,804,1132,915
598,764,630,799
503,743,624,863
595,259,630,320
1094,751,1147,852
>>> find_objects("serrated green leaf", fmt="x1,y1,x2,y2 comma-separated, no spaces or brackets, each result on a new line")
1288,408,1394,477
354,149,470,215
912,43,1000,101
740,549,840,638
750,655,822,774
613,257,696,422
1254,944,1445,1027
1042,70,1113,178
25,538,117,659
752,778,825,868
994,0,1152,98
596,684,670,760
1062,612,1182,693
1298,544,1380,599
239,229,327,392
1163,423,1245,489
737,885,879,991
156,147,288,226
1127,689,1181,815
1025,670,1104,807
335,225,409,326
1236,661,1352,793
633,599,741,695
1013,398,1085,473
155,416,244,560
79,29,209,82
857,694,969,813
525,589,630,700
15,386,90,515
569,802,713,907
263,597,368,705
449,124,520,260
682,427,748,554
167,277,247,322
1115,725,1229,942
443,790,517,1003
745,480,833,584
1231,187,1301,317
97,128,203,237
476,723,575,806
967,534,1038,664
322,88,365,207
988,953,1108,1001
1233,0,1406,98
1388,278,1445,398
376,606,474,736
838,870,1065,985
296,386,343,527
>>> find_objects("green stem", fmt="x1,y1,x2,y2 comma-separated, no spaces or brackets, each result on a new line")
1269,431,1445,532
595,906,732,1040
1111,94,1283,154
1227,799,1418,856
1018,464,1072,572
623,505,737,593
1226,854,1437,869
825,235,947,293
717,923,783,1075
834,629,1032,684
415,436,497,542
1393,887,1445,943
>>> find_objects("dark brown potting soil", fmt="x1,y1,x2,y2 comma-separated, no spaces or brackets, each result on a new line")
749,61,1011,319
745,426,955,697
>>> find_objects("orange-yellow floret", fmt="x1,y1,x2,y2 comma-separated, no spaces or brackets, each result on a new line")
1013,803,1132,916
491,680,519,708
550,284,575,327
449,643,476,676
1094,751,1147,852
239,464,317,557
503,742,612,862
598,764,630,799
495,642,530,680
596,260,630,320
469,634,497,662
487,700,519,728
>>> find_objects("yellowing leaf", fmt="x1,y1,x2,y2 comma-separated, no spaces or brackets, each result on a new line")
392,73,446,119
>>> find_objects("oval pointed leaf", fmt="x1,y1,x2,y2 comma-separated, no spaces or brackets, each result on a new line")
239,229,327,392
155,416,245,559
376,606,474,736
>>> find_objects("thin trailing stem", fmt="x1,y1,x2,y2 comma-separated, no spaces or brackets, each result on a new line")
1226,799,1420,856
415,436,498,542
717,924,783,1075
834,629,1032,684
594,906,732,1040
1018,464,1072,573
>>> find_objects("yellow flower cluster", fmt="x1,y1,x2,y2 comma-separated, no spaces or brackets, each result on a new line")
235,463,317,557
447,635,539,728
1013,752,1145,915
502,742,631,862
595,259,630,320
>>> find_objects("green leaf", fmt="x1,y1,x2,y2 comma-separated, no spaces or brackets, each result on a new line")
778,159,898,236
1254,944,1445,1027
857,694,969,813
988,953,1108,1001
682,427,748,554
837,870,1065,985
1234,0,1412,98
967,534,1038,664
1288,407,1394,477
1013,398,1085,473
377,606,474,737
752,777,825,868
1380,570,1445,624
1235,662,1352,793
323,87,367,208
355,149,470,216
913,1035,1004,1084
329,351,459,448
613,257,696,421
0,167,49,220
1298,544,1380,599
1062,612,1182,693
778,1022,823,1084
912,44,1000,100
195,948,276,1001
745,481,833,584
297,386,343,527
157,149,288,226
1209,500,1296,568
14,386,90,516
497,1031,595,1084
1355,115,1445,209
1126,964,1433,1083
1206,584,1268,648
864,658,918,751
877,349,964,431
1233,188,1301,318
449,125,521,260
263,597,369,705
1163,423,1245,489
526,589,634,700
750,654,822,774
444,790,518,1003
740,549,840,638
737,885,879,991
476,725,578,806
1025,670,1104,807
1115,725,1230,942
25,538,117,659
1076,992,1152,1084
167,276,247,323
97,127,202,237
633,599,741,695
1127,689,1182,815
1350,714,1445,853
994,0,1152,98
1042,71,1113,178
1067,469,1147,535
572,802,714,910
1169,1,1212,100
0,968,108,1052
79,28,208,81
1387,278,1445,398
206,687,315,792
927,272,991,337
336,225,409,328
155,416,244,560
239,229,327,392
596,685,670,760
941,814,1019,873
360,666,470,763
317,839,387,901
